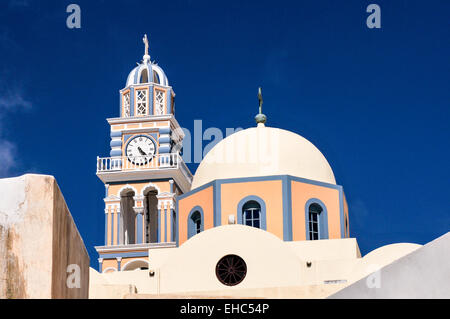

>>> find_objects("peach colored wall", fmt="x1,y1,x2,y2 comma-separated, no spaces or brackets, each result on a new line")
108,180,171,197
220,180,284,240
178,186,214,245
102,259,117,272
291,181,341,241
101,256,150,273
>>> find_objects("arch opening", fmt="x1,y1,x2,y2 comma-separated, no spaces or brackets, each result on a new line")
122,259,150,271
143,188,159,243
187,207,204,239
140,68,149,83
120,188,136,245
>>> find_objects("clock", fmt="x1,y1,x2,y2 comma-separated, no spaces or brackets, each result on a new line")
125,135,156,165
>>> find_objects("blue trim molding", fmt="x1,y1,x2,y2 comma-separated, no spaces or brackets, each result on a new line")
99,251,148,259
213,180,221,227
110,149,122,157
187,206,204,239
236,195,267,230
282,176,293,241
339,188,345,238
175,200,179,246
110,140,122,148
159,127,171,135
159,145,171,154
110,131,122,138
304,198,329,240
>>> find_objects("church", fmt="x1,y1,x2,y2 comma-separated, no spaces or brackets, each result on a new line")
0,30,448,298
84,35,450,299
0,34,448,299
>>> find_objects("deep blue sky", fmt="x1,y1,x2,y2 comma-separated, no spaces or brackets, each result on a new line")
0,0,448,267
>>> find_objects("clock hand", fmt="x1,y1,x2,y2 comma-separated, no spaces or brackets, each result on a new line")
138,146,147,156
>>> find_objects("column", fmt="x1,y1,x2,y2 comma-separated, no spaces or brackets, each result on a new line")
157,201,162,243
110,206,115,246
164,202,168,243
134,195,144,244
117,206,121,245
116,257,122,271
98,258,103,273
104,207,108,245
170,202,176,243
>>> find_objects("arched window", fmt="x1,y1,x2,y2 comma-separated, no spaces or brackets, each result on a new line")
119,189,136,245
305,199,329,240
140,69,149,83
192,212,201,233
308,203,322,240
187,207,204,239
143,189,158,243
153,71,160,84
242,201,261,228
237,196,267,230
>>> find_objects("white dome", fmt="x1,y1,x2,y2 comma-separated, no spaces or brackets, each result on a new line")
191,124,336,189
126,60,169,87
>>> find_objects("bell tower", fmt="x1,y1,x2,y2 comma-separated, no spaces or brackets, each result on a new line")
95,35,192,273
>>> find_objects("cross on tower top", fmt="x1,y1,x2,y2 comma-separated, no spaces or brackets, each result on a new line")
143,34,150,61
255,87,267,125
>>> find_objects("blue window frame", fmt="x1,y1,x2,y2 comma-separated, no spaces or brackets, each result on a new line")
243,201,261,228
305,199,329,240
308,203,321,240
187,206,204,239
237,196,267,230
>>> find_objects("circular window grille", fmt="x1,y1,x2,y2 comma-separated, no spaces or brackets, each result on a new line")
215,254,247,286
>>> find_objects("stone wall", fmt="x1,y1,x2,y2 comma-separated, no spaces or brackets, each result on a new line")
0,174,89,298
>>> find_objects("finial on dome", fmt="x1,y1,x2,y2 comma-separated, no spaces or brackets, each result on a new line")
255,87,267,126
142,34,150,63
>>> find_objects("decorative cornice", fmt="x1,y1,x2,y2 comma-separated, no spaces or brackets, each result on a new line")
95,242,176,253
107,114,173,125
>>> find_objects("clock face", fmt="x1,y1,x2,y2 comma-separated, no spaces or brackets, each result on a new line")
125,135,156,165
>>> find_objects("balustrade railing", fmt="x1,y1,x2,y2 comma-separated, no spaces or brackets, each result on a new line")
97,153,182,172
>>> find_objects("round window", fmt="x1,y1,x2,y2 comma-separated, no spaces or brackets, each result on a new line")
215,254,247,286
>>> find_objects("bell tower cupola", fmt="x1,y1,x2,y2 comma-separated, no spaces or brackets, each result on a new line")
120,34,174,118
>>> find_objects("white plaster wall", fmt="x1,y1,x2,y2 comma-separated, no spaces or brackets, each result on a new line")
157,225,304,294
329,232,450,298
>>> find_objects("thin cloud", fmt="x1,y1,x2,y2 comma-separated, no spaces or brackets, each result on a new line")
0,90,32,111
0,140,15,177
0,89,32,177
